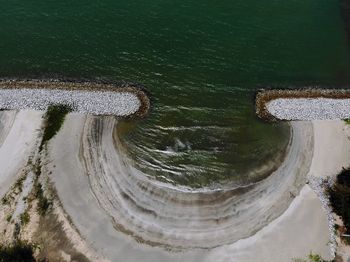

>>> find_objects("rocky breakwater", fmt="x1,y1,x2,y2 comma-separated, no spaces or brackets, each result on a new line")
0,79,150,118
256,89,350,121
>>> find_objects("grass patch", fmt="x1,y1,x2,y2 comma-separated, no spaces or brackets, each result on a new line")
1,196,9,205
20,212,30,226
344,119,350,124
30,160,51,216
33,161,41,180
293,252,333,262
14,176,25,192
33,182,51,216
1,176,27,206
0,241,36,262
39,104,72,151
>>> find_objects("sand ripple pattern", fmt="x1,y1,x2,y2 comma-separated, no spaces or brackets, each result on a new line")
78,116,314,249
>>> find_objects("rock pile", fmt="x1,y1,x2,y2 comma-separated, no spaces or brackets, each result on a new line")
0,88,141,116
267,98,350,120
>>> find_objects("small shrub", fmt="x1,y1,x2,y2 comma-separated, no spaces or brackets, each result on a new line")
13,176,26,193
0,240,36,262
294,252,332,262
13,223,20,240
1,196,8,205
328,168,350,237
307,253,330,262
343,235,350,246
37,196,51,216
33,162,41,179
39,104,72,151
6,214,12,223
20,212,30,226
33,183,51,216
33,182,43,199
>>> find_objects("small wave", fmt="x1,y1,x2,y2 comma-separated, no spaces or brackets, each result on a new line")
154,125,235,131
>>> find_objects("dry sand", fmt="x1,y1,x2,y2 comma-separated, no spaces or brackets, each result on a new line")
203,185,331,261
0,110,42,199
309,121,350,178
0,110,349,261
42,116,350,261
218,120,350,262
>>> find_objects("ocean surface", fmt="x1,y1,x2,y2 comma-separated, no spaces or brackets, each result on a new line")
1,0,350,187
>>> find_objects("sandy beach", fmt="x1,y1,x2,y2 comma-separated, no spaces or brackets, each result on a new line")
0,111,349,261
35,115,347,261
0,110,42,199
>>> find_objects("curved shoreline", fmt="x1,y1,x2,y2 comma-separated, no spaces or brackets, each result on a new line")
44,114,313,254
0,110,347,261
116,122,293,191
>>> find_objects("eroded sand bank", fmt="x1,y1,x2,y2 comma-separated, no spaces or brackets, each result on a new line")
43,114,324,261
0,111,348,261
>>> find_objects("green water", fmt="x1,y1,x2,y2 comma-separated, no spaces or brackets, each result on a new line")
1,0,350,187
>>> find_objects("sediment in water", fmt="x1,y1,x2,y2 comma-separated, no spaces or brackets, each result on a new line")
46,114,314,250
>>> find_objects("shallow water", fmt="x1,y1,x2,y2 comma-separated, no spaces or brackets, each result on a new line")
1,0,350,187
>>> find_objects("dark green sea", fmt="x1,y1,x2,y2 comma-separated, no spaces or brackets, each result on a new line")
1,0,350,187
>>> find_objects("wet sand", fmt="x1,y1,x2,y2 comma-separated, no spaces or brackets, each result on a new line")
43,114,323,261
0,111,348,261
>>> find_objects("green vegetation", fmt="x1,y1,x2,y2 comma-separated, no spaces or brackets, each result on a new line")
30,159,51,216
33,161,41,180
33,182,51,216
1,176,26,206
31,111,55,216
39,104,72,151
13,223,20,240
328,168,350,245
1,196,8,206
20,212,30,226
294,252,333,262
6,214,11,223
0,241,36,262
13,176,26,194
